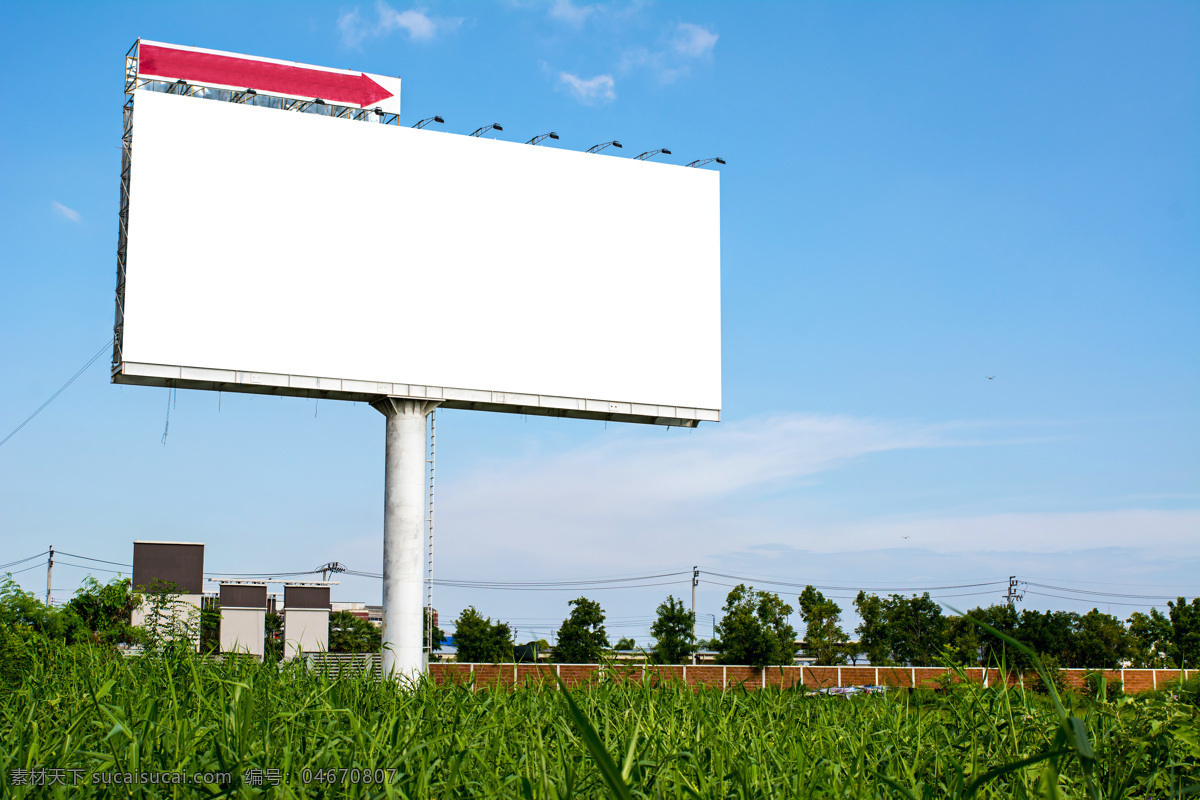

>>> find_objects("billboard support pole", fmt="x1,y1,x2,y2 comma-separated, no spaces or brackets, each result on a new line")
374,397,441,683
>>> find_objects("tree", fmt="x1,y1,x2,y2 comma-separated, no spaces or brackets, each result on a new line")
0,577,86,643
945,613,981,666
453,606,515,663
265,612,284,661
199,603,221,655
713,584,796,669
329,610,381,653
1127,608,1173,668
853,592,891,665
1016,609,1077,665
63,577,140,646
853,591,947,666
139,579,201,655
553,597,608,664
968,604,1023,669
613,637,637,651
650,595,695,665
1169,597,1200,669
892,593,947,666
1069,609,1129,669
798,586,847,665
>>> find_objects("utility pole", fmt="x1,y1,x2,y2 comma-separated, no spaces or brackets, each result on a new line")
691,565,699,665
1004,575,1024,608
45,545,54,605
317,562,345,582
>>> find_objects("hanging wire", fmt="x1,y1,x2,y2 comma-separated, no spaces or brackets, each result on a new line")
160,386,173,445
55,552,131,567
6,561,48,577
0,338,113,449
0,551,49,571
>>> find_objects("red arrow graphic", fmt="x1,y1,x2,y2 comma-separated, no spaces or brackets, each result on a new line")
139,44,394,108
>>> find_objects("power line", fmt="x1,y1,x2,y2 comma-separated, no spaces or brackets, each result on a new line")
1022,590,1184,609
0,551,48,571
0,339,113,449
1022,576,1200,589
700,579,1005,600
204,570,322,578
704,571,1008,593
54,560,125,574
432,570,692,587
56,551,131,567
343,570,690,592
29,553,1200,606
1024,581,1195,602
431,579,690,591
5,561,47,576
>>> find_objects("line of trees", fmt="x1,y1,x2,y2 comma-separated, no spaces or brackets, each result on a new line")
6,574,1196,671
447,584,1200,669
798,587,1200,670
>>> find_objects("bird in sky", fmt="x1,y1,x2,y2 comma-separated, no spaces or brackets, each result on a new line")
986,376,996,380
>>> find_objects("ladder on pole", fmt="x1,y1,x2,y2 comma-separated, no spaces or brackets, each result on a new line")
425,409,436,655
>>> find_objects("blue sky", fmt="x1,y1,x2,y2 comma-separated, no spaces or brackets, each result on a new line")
1,1,1197,644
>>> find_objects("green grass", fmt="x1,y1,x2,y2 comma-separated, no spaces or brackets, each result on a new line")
1,638,1197,798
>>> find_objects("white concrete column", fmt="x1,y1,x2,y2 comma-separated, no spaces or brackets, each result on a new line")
374,398,439,682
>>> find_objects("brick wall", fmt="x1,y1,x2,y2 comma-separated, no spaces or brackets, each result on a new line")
428,663,1193,693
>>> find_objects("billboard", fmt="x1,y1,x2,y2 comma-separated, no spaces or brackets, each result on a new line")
131,541,205,594
113,75,721,426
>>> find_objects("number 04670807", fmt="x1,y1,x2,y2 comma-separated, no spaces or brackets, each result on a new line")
301,768,397,785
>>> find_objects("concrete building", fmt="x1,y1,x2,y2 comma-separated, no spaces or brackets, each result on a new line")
217,583,267,657
130,541,205,651
284,584,331,660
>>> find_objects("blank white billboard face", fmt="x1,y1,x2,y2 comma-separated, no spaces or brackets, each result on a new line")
116,90,721,424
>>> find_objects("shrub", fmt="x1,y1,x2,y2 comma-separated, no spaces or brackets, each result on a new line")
1083,670,1124,701
0,624,32,690
1027,652,1069,695
1165,674,1200,707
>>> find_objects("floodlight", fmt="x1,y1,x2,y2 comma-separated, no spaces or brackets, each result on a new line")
634,148,672,161
685,157,726,168
526,132,560,146
470,123,503,137
586,140,622,154
412,115,445,129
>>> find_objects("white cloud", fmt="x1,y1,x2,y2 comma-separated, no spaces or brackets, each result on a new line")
377,3,437,39
795,509,1200,556
52,201,80,223
434,413,1200,574
557,71,616,103
672,22,718,58
548,0,595,27
338,9,369,47
440,414,955,565
338,2,462,47
447,414,948,519
618,21,718,84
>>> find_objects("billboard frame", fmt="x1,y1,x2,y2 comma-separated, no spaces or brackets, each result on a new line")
111,41,716,428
